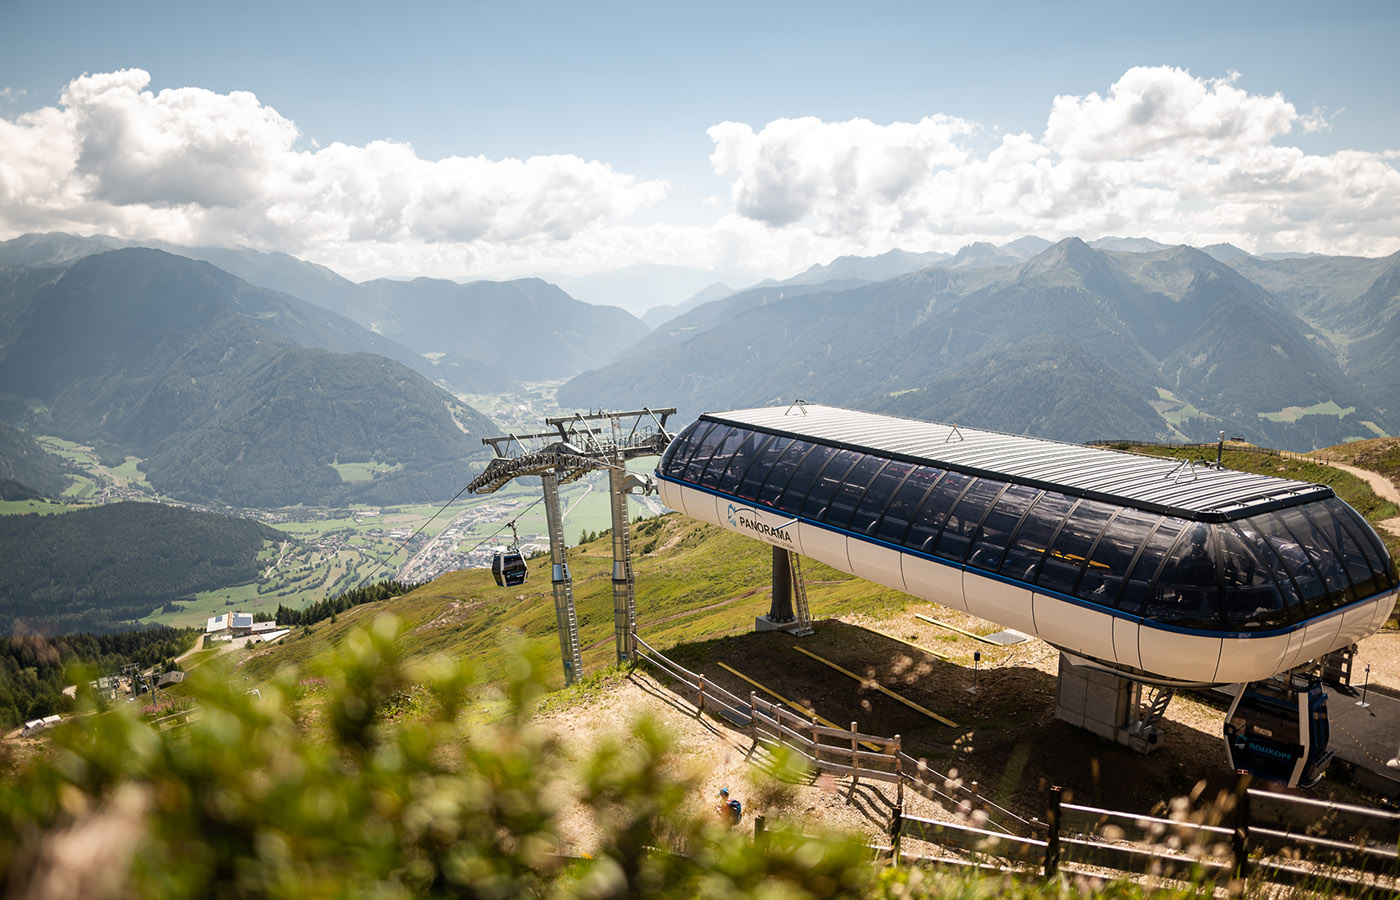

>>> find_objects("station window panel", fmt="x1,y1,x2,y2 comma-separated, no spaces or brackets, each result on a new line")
932,478,1007,564
966,484,1042,573
1322,497,1398,590
1274,506,1355,609
1035,499,1116,596
665,420,713,478
1217,525,1289,630
1247,511,1330,612
850,460,916,536
1076,509,1158,609
875,466,945,545
712,430,770,494
1117,518,1188,615
1145,523,1224,628
999,492,1077,583
773,444,839,516
697,426,750,489
756,440,816,507
681,423,729,483
658,421,703,475
904,471,974,554
1311,498,1386,598
800,449,861,520
736,435,793,501
823,455,889,530
1228,520,1305,619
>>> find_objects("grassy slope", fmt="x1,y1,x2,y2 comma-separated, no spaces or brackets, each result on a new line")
234,514,913,688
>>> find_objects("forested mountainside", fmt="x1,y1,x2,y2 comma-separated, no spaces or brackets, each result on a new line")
0,502,283,634
0,421,69,499
0,250,495,507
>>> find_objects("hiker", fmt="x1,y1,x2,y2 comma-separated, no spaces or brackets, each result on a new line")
716,788,742,827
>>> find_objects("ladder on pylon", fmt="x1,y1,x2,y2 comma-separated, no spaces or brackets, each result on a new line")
788,549,814,636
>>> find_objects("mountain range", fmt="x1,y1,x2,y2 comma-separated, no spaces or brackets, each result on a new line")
0,233,650,393
560,239,1399,450
0,249,497,507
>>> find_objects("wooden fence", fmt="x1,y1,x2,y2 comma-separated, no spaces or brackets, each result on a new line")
631,633,1033,837
895,778,1400,896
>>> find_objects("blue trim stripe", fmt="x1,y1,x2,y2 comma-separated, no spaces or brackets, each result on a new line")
658,473,1396,641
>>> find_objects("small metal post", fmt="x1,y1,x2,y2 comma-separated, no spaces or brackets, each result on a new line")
1046,785,1062,877
851,722,860,786
1356,663,1372,709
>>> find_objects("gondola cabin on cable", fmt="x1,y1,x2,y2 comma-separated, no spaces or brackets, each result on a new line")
491,522,529,588
655,404,1399,788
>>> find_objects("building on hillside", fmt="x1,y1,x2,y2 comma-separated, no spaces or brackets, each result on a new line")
207,612,257,640
22,715,61,737
156,671,186,689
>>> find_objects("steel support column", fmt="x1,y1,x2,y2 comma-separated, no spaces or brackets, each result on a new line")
770,544,794,622
609,459,637,665
542,472,583,685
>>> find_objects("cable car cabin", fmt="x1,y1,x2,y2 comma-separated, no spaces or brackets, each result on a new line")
1224,678,1332,788
656,405,1399,686
492,550,528,588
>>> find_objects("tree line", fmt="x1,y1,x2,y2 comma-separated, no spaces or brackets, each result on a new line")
0,626,198,729
274,579,416,628
0,502,284,634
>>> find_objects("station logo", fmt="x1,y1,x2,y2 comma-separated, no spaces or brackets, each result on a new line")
726,503,794,545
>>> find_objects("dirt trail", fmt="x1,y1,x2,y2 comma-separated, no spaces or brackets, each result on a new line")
1329,460,1400,538
1331,461,1400,505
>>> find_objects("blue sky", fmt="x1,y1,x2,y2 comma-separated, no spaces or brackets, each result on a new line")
2,0,1397,279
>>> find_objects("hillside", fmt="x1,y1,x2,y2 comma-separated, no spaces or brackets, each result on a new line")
561,240,1393,449
0,421,69,499
0,250,496,507
0,502,284,634
0,233,646,391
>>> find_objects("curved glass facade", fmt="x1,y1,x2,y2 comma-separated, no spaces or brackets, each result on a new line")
659,419,1399,633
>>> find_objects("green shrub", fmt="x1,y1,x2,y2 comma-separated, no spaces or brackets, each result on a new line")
0,615,874,899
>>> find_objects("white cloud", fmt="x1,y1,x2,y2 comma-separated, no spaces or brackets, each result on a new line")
0,69,668,272
0,65,1396,282
708,66,1400,269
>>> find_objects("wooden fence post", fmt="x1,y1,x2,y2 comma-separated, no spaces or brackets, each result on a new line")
697,675,705,715
851,722,860,787
890,804,903,868
1045,785,1062,877
894,735,903,806
750,691,759,745
811,715,821,771
754,814,767,848
1232,773,1252,880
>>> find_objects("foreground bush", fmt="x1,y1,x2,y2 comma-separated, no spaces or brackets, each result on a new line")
0,616,877,899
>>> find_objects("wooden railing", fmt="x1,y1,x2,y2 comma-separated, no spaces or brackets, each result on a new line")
895,778,1400,896
631,633,1033,837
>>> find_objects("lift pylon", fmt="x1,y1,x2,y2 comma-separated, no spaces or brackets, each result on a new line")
468,407,674,685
